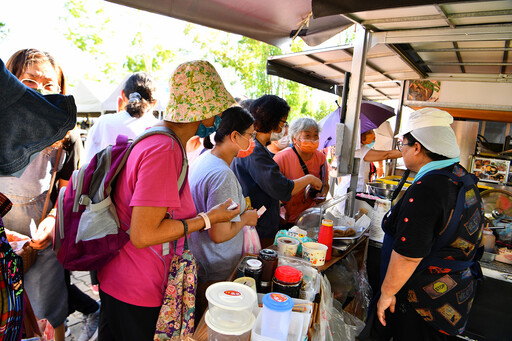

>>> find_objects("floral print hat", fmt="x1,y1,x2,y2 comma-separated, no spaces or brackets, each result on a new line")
164,60,236,122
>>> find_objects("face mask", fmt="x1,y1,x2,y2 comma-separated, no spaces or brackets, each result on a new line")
270,128,286,141
365,141,376,149
237,139,255,158
273,136,289,150
196,115,221,138
297,140,319,153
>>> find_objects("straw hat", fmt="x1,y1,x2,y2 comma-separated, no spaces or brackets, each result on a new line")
164,60,236,122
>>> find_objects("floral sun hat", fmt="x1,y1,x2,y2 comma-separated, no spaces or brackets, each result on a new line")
164,60,236,122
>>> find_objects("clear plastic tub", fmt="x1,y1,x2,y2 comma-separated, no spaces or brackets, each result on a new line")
205,311,253,341
260,293,294,341
205,282,257,332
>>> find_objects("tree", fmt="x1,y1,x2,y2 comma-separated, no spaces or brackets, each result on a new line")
185,25,336,121
60,0,177,81
0,22,8,41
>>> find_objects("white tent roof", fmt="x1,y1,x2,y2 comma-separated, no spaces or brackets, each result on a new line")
68,80,112,113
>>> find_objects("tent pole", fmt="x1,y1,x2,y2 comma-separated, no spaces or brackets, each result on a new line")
337,26,370,216
388,81,406,176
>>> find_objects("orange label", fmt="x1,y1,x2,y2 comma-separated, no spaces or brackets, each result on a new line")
270,293,287,303
224,290,241,296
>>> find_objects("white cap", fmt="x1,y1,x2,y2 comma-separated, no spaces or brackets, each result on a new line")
396,108,460,159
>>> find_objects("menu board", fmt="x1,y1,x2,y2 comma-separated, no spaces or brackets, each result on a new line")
470,156,510,184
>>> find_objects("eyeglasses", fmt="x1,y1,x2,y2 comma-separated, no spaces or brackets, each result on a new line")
239,131,257,140
20,78,61,93
299,138,319,143
280,119,288,127
396,140,414,151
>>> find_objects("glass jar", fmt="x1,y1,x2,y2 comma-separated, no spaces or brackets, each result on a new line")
244,259,263,292
258,249,278,294
271,265,303,298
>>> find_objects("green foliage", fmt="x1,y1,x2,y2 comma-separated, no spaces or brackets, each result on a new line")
184,25,335,121
0,22,8,41
123,32,176,73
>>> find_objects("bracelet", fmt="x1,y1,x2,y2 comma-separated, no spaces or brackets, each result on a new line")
47,208,57,219
198,212,211,231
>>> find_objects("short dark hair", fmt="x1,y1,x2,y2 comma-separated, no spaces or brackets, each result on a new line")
250,95,290,133
203,106,255,149
404,133,448,161
124,72,157,118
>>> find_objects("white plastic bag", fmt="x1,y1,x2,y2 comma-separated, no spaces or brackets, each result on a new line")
242,226,261,255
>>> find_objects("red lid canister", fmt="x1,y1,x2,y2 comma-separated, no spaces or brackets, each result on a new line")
274,265,302,284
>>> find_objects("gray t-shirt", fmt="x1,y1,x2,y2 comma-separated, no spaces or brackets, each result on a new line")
188,151,246,282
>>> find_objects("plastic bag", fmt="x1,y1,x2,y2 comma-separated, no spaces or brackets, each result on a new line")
242,226,261,255
311,275,365,341
277,254,320,301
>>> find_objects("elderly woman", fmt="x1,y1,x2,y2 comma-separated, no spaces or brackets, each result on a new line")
274,117,329,227
369,108,484,341
231,95,322,246
96,60,239,340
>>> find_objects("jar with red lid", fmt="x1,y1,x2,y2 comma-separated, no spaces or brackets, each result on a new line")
271,265,303,298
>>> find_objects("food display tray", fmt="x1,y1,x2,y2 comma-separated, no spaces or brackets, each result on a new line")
333,226,369,240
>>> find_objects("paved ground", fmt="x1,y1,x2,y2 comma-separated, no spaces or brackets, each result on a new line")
66,271,99,340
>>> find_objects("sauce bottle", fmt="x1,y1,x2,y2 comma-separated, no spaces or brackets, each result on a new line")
317,219,334,260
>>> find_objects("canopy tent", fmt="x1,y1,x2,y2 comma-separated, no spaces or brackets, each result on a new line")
107,0,353,47
68,80,113,114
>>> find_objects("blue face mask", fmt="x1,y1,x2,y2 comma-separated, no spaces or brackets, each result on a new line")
196,115,221,138
365,141,376,149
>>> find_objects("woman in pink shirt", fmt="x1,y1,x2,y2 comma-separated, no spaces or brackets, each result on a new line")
97,60,240,340
274,117,330,227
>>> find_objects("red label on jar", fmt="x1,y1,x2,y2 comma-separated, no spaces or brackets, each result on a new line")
224,290,241,297
270,293,288,303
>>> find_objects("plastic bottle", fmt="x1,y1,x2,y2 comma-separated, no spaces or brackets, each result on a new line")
260,293,294,341
317,219,334,260
482,228,496,253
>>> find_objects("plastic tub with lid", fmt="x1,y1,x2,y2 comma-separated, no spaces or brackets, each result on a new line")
205,282,257,332
205,310,254,341
260,293,294,341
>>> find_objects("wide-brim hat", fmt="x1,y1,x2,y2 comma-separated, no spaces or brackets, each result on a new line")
164,60,236,122
396,108,459,158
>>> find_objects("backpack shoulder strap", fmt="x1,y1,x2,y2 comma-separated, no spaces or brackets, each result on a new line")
131,126,188,194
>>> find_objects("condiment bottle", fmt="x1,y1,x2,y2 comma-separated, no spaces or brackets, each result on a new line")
244,259,263,292
317,219,334,260
272,265,303,298
258,249,278,294
482,228,496,253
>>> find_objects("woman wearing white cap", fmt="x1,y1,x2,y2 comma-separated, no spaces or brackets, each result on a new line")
367,108,484,340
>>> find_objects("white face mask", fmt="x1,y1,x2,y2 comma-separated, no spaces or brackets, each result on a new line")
270,129,286,141
276,136,289,149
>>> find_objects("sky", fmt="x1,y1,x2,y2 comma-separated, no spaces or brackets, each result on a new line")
0,0,244,91
0,0,345,113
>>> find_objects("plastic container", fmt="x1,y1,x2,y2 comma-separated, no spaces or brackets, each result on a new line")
276,237,299,257
271,266,303,298
251,309,304,341
234,277,257,292
482,229,496,253
244,259,263,291
258,249,278,294
301,242,328,266
237,256,257,278
317,219,333,260
205,310,254,341
260,293,294,341
205,282,257,332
